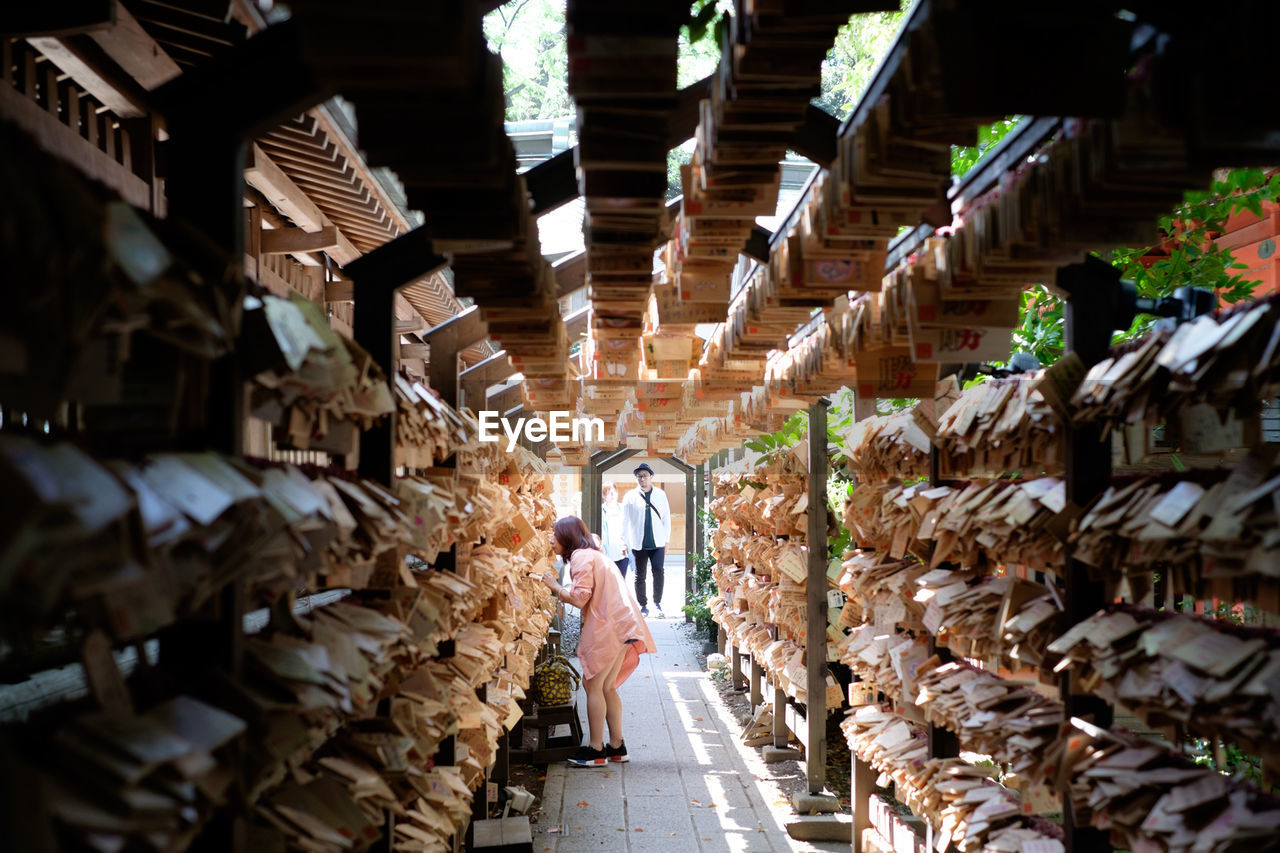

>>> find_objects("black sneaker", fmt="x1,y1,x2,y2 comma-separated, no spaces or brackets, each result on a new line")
605,741,629,763
566,746,608,767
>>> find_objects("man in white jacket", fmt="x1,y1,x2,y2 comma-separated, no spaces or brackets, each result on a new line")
621,463,671,617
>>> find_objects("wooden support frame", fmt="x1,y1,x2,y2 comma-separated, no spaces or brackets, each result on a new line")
1056,258,1120,853
553,250,585,298
750,657,763,711
804,400,829,794
694,462,705,556
26,31,155,118
459,350,515,412
423,306,488,410
245,143,328,230
260,224,339,254
345,227,449,486
563,305,589,342
666,454,696,573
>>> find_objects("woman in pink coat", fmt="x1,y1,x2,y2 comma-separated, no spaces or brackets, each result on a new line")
541,516,657,767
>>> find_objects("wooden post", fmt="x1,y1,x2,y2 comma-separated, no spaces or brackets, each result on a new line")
694,461,705,556
849,389,876,848
347,230,447,485
750,656,763,711
685,463,696,604
584,451,606,534
805,400,829,794
927,443,961,763
1057,259,1118,853
851,752,877,853
354,286,397,485
424,306,486,412
772,685,788,748
729,642,745,692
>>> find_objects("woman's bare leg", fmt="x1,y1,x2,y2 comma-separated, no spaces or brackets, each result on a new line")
583,646,628,750
601,645,630,747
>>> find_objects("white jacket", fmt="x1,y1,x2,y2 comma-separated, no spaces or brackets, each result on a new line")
600,503,627,560
622,485,671,550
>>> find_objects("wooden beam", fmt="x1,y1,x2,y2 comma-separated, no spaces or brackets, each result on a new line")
0,83,148,207
788,104,839,169
400,343,429,359
394,292,427,336
743,226,772,263
526,147,576,217
245,145,362,265
308,103,415,233
260,224,338,254
553,250,586,298
87,2,180,91
459,350,514,383
667,74,714,148
2,1,115,38
151,19,326,140
26,33,149,117
460,350,515,411
564,305,589,341
394,317,425,334
422,306,488,352
489,381,523,415
245,143,326,231
345,226,446,293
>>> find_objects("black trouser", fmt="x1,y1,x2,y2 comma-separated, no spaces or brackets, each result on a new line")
632,547,665,608
614,557,629,576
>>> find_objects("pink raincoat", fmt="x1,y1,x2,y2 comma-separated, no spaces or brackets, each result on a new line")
563,548,657,685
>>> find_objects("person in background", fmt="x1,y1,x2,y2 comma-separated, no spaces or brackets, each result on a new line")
600,482,628,575
621,462,671,618
541,516,656,767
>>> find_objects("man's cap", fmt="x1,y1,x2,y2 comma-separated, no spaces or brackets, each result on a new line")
633,463,654,475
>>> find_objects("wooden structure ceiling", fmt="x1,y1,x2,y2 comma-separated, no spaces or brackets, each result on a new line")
253,110,479,343
1,0,850,400
227,1,491,366
13,0,492,368
129,0,246,69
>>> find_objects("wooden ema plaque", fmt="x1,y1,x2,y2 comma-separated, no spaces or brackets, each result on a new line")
857,347,940,399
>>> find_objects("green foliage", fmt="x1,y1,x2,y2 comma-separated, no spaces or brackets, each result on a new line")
743,411,808,453
678,0,727,87
1104,169,1280,338
875,397,918,415
483,0,572,122
951,118,1019,177
1187,738,1271,792
826,386,855,466
813,6,907,118
1011,284,1065,366
826,472,854,557
1008,169,1280,363
1175,598,1265,626
666,145,693,201
683,503,720,633
682,550,718,634
682,0,728,49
